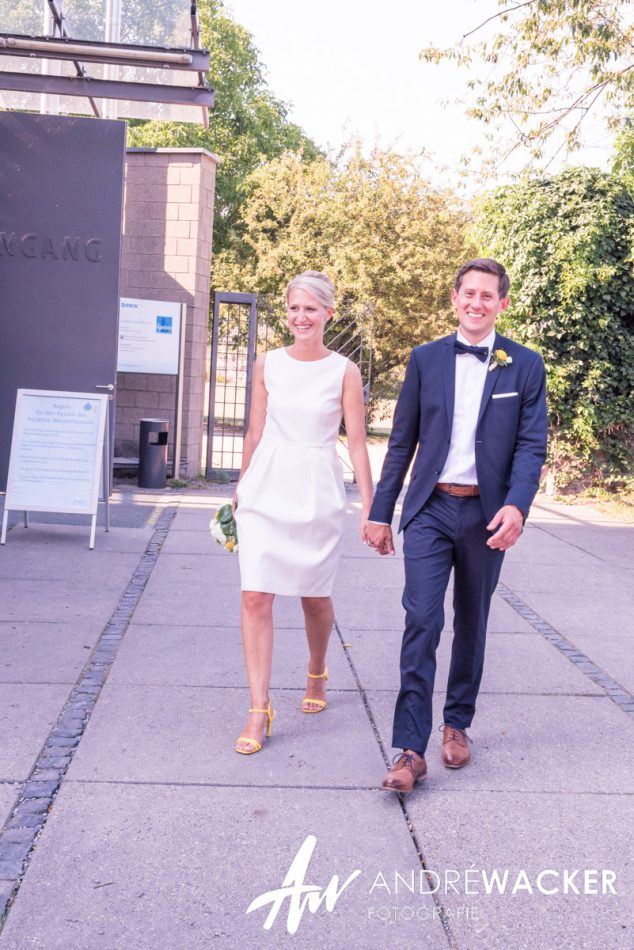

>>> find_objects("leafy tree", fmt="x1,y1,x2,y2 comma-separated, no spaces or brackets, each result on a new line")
126,0,319,253
213,144,474,400
475,165,634,487
422,0,634,169
613,123,634,188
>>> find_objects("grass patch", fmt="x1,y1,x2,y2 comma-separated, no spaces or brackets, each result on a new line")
552,486,634,523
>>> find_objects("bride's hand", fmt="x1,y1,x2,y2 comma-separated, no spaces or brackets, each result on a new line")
231,490,238,515
360,507,371,543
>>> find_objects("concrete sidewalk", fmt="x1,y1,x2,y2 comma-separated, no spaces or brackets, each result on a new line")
0,485,632,948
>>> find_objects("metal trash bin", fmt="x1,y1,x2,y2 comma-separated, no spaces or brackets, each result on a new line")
138,418,169,488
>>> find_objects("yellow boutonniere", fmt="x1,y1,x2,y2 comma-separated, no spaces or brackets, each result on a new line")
489,348,513,372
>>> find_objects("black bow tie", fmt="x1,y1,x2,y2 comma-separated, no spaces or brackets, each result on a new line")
454,340,489,363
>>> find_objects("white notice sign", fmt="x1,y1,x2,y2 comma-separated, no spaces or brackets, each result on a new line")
117,297,183,374
1,390,110,549
4,391,108,513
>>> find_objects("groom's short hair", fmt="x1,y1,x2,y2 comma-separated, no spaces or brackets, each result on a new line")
455,259,510,298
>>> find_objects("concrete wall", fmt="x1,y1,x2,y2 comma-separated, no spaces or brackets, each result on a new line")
115,148,217,478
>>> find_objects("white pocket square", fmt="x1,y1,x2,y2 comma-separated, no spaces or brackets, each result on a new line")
492,392,519,399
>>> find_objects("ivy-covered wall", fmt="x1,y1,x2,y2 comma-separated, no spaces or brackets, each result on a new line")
476,167,634,488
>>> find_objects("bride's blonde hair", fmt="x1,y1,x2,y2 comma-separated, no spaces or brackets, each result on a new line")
285,271,335,310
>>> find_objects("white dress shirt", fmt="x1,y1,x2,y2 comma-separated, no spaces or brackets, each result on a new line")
368,329,496,525
438,328,496,485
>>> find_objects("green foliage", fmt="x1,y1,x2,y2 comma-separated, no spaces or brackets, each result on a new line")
475,166,634,486
613,124,634,188
126,0,319,253
421,0,634,168
213,144,474,401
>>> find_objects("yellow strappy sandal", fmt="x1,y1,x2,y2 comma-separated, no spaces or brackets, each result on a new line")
235,699,276,754
300,668,328,713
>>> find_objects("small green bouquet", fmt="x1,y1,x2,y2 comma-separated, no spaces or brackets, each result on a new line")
209,502,239,553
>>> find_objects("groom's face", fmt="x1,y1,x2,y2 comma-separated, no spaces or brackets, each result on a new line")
451,270,509,344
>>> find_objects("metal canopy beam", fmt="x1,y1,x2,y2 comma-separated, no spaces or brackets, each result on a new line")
40,0,101,118
0,70,214,108
0,33,211,72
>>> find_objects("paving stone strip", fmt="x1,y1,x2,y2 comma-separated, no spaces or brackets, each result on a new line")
497,582,634,720
0,502,179,926
334,619,459,950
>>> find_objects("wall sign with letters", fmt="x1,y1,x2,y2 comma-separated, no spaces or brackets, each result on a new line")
0,231,103,262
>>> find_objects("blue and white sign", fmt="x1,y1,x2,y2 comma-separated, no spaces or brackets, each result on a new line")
117,298,183,374
156,315,173,334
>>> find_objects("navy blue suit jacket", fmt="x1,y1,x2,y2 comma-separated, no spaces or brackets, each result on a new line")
369,332,548,531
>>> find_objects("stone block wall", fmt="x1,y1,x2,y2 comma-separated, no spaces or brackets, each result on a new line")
115,148,217,477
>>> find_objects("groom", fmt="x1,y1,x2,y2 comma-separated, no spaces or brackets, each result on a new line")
366,258,547,792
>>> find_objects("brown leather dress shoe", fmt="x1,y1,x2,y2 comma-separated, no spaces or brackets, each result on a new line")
441,725,471,769
381,750,427,792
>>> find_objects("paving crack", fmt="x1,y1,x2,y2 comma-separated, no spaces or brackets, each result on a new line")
529,521,604,561
334,617,460,950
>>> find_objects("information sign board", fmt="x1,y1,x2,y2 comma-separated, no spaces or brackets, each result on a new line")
117,298,183,374
1,390,110,548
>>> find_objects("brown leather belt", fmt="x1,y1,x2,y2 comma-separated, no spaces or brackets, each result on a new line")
435,482,480,497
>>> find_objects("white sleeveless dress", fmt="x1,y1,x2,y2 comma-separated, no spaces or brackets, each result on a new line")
236,347,348,596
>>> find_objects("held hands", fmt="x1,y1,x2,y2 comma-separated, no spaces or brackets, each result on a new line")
486,505,524,551
363,521,396,556
362,507,524,554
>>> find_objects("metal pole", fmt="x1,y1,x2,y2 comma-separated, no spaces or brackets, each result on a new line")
40,0,60,115
190,2,210,129
103,397,110,532
366,303,375,428
206,293,221,477
46,0,101,116
173,304,187,478
243,296,258,438
103,0,122,119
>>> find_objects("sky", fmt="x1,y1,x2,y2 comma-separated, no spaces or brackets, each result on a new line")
226,0,612,189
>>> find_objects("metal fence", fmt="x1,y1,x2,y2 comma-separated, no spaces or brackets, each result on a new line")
205,292,374,477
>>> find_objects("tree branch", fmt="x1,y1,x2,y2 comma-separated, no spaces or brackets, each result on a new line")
462,0,538,41
532,63,634,138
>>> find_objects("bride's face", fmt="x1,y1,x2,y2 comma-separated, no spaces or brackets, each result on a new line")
286,288,332,343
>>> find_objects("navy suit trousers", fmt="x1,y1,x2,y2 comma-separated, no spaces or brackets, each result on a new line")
393,489,505,755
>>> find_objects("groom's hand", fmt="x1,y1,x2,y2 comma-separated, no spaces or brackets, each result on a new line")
486,505,524,551
365,522,395,556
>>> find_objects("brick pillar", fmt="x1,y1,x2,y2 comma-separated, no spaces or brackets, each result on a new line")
116,148,217,478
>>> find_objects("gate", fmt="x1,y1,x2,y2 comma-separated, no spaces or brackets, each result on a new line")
206,292,374,478
205,292,257,476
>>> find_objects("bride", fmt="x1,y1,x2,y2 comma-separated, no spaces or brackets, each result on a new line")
233,271,373,754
